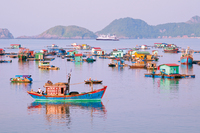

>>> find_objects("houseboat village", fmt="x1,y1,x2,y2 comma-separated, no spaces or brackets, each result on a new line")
0,42,198,101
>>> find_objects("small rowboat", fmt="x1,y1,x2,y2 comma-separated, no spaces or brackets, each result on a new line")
84,80,103,84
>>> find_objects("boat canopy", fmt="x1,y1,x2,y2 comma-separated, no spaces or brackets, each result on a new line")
15,75,31,78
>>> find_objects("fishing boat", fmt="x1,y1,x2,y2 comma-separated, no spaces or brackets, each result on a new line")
129,60,146,68
108,58,125,67
129,63,146,68
86,56,96,62
0,60,12,63
38,61,59,70
164,44,179,53
27,81,107,101
180,47,193,64
84,79,102,84
10,75,33,83
96,34,119,41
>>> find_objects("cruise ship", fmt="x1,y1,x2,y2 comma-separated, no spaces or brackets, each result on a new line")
96,34,119,41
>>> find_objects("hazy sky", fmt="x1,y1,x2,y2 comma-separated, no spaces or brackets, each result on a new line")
1,0,200,37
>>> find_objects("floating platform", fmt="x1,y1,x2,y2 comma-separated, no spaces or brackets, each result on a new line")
27,58,55,61
145,73,195,78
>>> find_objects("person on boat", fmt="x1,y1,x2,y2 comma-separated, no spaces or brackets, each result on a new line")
37,88,42,94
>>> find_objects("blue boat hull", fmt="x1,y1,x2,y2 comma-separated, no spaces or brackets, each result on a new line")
180,56,193,64
28,86,107,101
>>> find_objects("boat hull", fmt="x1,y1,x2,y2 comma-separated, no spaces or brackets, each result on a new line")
180,56,193,64
27,86,107,101
84,80,102,84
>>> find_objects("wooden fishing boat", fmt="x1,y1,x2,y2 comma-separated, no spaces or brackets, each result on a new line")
129,64,146,68
38,61,59,70
129,61,146,68
10,75,33,83
84,80,102,84
164,46,178,53
0,60,12,63
27,81,107,101
86,57,96,62
180,47,193,64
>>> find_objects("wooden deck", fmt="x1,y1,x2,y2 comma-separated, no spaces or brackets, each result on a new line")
145,73,195,78
27,58,55,61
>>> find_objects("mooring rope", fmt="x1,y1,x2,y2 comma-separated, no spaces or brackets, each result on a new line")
69,82,85,85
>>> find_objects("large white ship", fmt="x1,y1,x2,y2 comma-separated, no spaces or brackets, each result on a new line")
96,34,119,41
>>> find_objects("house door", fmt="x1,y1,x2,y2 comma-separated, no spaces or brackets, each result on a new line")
174,68,176,73
61,88,64,94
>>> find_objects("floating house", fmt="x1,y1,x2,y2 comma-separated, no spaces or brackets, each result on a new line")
35,52,44,60
18,48,29,60
74,54,83,62
67,50,78,56
93,49,106,56
92,47,101,54
0,48,5,55
82,44,90,50
132,51,152,60
145,63,195,78
158,64,179,75
110,51,124,58
10,44,21,49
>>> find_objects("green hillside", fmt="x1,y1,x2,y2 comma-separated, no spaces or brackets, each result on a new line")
96,16,200,39
38,25,97,39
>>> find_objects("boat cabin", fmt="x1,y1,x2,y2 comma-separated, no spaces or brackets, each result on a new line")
158,64,179,75
39,61,50,67
44,82,69,95
10,44,21,49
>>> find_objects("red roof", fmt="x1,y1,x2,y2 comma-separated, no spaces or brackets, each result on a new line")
10,44,20,46
161,64,179,67
0,48,4,50
74,54,83,56
95,50,102,51
93,47,101,49
67,50,75,52
42,49,47,51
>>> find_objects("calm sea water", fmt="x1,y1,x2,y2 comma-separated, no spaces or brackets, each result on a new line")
0,39,200,133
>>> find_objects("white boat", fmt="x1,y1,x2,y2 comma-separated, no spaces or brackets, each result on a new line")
96,34,119,41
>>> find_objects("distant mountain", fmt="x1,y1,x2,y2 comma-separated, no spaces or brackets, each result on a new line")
15,15,200,39
17,25,97,39
95,17,156,39
0,29,14,39
186,15,200,24
96,16,200,39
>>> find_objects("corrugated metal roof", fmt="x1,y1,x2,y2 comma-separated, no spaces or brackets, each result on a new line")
133,51,150,55
160,64,179,67
75,54,83,56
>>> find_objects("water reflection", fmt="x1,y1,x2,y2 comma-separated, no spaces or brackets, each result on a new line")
157,78,179,93
10,82,32,91
180,64,193,75
27,101,106,127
